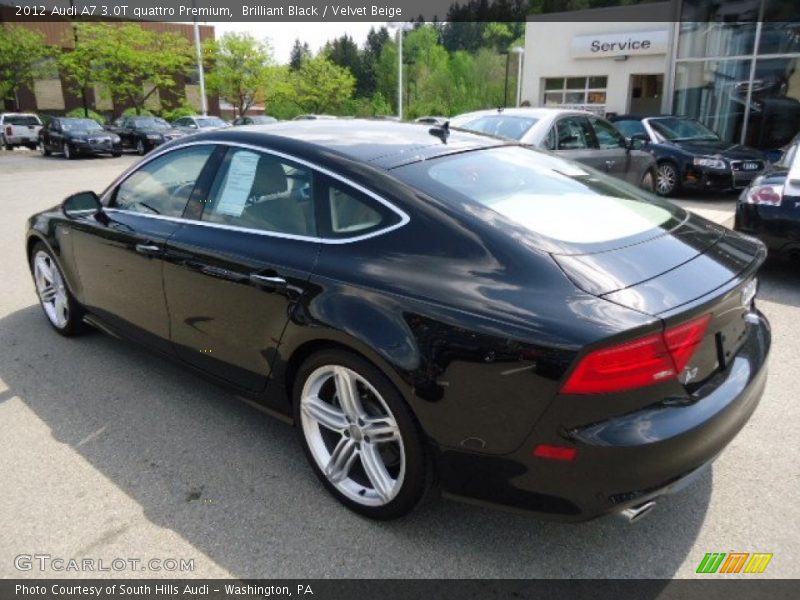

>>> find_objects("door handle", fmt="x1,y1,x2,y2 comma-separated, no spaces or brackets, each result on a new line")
250,273,287,288
135,243,161,256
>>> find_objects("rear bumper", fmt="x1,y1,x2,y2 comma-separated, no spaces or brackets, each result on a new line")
437,310,770,521
735,203,800,256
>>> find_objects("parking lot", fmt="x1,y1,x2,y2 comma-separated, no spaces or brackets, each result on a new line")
1,148,798,579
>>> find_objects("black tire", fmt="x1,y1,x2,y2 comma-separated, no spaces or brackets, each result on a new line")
111,151,122,158
29,242,86,336
136,139,146,155
293,349,431,519
2,135,12,151
63,142,74,160
40,141,51,156
655,161,680,197
27,143,37,151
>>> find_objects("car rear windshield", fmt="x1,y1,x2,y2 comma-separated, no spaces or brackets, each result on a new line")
455,116,539,141
4,115,40,126
394,146,681,253
649,118,719,142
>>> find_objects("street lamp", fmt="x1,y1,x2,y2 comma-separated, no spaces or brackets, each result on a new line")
510,47,525,107
191,0,208,116
387,22,414,120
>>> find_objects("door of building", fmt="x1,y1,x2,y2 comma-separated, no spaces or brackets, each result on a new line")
628,74,664,114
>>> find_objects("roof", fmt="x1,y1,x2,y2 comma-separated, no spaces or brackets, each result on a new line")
451,107,593,121
193,119,507,170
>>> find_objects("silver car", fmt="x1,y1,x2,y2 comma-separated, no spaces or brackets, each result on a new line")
450,108,657,191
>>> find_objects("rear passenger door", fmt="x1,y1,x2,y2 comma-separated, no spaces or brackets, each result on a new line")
163,145,320,392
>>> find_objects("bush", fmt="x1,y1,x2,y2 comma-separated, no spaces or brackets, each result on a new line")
160,103,196,123
66,107,107,124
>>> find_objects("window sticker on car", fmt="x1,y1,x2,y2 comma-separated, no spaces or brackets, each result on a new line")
215,151,260,216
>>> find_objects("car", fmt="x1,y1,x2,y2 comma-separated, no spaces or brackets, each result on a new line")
292,114,338,121
414,116,449,126
610,115,768,197
1,112,43,150
734,131,800,261
26,120,770,522
232,115,278,126
38,117,122,159
450,108,657,191
107,116,185,155
172,115,231,133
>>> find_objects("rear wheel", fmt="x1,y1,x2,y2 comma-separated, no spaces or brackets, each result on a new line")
40,141,50,156
293,349,430,519
2,135,12,151
30,243,85,336
136,139,145,155
656,162,680,196
63,142,73,160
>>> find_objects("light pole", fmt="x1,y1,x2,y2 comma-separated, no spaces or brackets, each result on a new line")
511,46,525,107
388,22,413,120
192,0,208,116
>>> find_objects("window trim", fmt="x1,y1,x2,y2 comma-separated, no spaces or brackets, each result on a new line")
100,140,411,245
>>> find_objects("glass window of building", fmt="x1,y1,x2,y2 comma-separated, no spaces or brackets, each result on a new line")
542,76,608,109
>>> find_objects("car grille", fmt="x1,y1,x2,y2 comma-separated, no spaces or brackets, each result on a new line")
88,136,111,145
730,160,764,172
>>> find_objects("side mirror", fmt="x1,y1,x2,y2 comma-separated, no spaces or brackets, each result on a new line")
62,191,102,219
627,134,649,151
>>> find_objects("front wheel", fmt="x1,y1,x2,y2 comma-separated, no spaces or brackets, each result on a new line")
63,142,73,160
30,244,85,336
293,350,431,519
136,139,145,155
656,162,680,196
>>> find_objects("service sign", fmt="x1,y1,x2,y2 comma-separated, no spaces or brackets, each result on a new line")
571,30,669,59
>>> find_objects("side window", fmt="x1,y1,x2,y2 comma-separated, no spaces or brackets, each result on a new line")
555,116,595,150
590,116,626,149
543,127,557,150
320,177,399,239
613,119,647,139
202,148,316,236
113,145,214,217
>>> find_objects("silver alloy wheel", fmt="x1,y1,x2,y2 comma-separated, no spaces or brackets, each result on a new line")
136,139,145,155
63,142,71,159
656,163,677,195
33,251,69,329
39,142,47,156
300,365,405,507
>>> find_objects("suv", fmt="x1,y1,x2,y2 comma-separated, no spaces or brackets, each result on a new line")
1,113,42,150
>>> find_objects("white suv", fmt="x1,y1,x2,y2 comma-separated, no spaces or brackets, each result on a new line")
1,113,43,150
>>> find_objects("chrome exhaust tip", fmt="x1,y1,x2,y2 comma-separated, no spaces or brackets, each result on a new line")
618,500,657,524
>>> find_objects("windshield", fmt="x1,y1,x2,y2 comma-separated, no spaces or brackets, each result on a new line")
5,115,41,126
133,117,170,129
394,146,678,252
197,117,227,128
61,119,104,132
649,117,720,142
454,115,539,141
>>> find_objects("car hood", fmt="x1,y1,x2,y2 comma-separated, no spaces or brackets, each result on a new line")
553,212,765,316
666,139,765,160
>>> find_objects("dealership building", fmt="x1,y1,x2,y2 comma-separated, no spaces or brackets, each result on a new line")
522,0,800,152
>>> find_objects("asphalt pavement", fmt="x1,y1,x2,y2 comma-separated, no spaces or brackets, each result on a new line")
1,147,798,579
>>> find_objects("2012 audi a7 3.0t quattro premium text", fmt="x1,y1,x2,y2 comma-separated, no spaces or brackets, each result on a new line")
26,121,770,522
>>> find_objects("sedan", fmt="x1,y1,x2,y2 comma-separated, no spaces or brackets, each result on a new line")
26,121,770,522
735,132,800,260
39,117,122,159
610,115,767,197
172,115,231,133
232,115,278,126
449,108,657,191
107,116,185,155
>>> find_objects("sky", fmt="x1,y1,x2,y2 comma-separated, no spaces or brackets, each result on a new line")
214,22,387,64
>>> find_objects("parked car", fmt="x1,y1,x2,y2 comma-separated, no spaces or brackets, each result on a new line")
232,115,278,126
292,114,338,121
38,117,122,159
107,116,184,155
26,121,770,522
1,112,43,150
450,108,657,191
172,115,231,133
610,114,768,197
734,131,800,261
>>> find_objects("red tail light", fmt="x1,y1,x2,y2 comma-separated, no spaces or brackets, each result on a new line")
560,314,712,395
533,444,577,461
746,184,783,206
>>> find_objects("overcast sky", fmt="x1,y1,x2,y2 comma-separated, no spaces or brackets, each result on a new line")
214,22,386,64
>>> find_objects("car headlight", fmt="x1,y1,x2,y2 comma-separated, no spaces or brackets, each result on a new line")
146,134,162,140
111,135,121,142
693,156,727,169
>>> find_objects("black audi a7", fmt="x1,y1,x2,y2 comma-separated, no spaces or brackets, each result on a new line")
26,121,770,522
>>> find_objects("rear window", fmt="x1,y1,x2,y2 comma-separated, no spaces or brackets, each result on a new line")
456,115,538,141
4,115,40,126
394,146,679,251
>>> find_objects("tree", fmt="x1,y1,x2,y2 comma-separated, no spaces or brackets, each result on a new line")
205,32,275,117
0,26,55,110
289,39,311,71
62,23,193,116
293,56,355,114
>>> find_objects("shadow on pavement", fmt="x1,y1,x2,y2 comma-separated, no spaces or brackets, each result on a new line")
756,259,800,309
0,305,711,578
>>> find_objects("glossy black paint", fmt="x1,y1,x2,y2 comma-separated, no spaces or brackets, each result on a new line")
107,116,185,154
26,121,771,520
611,114,767,193
39,117,122,157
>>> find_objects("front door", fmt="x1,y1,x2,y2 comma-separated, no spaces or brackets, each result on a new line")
629,74,664,114
164,145,320,392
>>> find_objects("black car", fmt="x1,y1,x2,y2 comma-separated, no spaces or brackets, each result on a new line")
232,115,278,126
610,115,767,196
108,116,185,155
38,117,122,159
26,121,770,522
735,132,800,260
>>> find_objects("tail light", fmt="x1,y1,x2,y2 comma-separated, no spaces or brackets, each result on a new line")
561,314,712,395
745,184,783,206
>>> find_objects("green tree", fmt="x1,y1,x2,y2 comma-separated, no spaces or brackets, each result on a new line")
293,56,355,114
205,32,275,117
289,39,311,71
0,26,55,110
62,23,193,116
